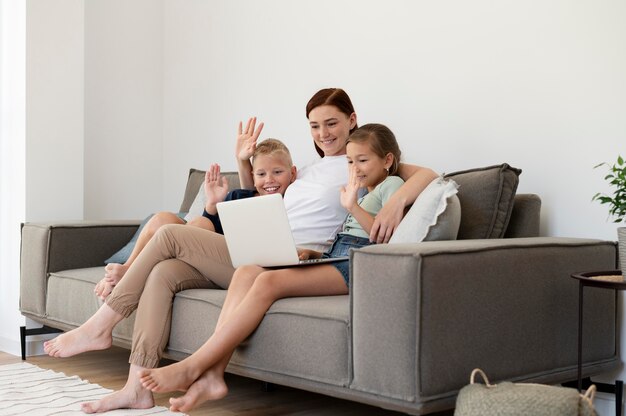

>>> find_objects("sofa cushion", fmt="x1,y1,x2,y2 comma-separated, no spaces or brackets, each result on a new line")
104,215,153,264
46,267,136,343
389,177,460,244
168,289,351,386
183,184,206,222
444,163,521,239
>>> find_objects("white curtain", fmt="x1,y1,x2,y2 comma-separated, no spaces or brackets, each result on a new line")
0,0,26,355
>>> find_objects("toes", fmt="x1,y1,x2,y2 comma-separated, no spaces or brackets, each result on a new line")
81,402,96,414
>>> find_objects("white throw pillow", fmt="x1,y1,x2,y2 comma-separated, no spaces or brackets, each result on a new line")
389,177,460,244
183,183,206,222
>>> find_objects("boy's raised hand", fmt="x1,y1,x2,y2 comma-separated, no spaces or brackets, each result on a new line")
235,117,264,161
340,164,360,212
204,164,229,214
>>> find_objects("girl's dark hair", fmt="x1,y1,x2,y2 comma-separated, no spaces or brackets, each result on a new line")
347,123,402,176
306,88,357,157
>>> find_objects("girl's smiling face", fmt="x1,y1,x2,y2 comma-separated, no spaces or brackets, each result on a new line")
308,105,356,157
346,141,393,192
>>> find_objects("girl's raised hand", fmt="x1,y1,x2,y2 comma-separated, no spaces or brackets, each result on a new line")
235,117,264,161
340,164,360,212
204,164,229,212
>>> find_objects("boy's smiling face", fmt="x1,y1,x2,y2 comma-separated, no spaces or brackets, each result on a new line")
253,153,297,196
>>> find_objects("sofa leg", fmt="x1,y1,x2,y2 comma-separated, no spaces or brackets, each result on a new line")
19,325,63,360
20,326,26,360
262,382,276,392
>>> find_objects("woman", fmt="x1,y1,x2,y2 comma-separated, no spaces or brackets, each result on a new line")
43,88,438,413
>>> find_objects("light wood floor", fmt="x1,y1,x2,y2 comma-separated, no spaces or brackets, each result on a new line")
1,346,449,415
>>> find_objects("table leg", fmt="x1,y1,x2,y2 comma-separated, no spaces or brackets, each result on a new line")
577,280,584,392
616,379,623,416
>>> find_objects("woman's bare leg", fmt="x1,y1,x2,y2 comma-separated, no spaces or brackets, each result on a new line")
43,303,123,357
81,364,154,413
139,265,347,397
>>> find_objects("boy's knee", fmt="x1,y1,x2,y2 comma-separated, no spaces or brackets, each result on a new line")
152,211,181,228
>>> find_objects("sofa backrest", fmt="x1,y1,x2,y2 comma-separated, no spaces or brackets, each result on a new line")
179,164,541,240
179,169,241,214
505,193,541,238
444,163,522,239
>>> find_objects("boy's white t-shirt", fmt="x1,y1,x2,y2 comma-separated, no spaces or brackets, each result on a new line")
284,155,348,251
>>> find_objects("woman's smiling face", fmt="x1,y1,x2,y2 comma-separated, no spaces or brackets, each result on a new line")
308,105,356,157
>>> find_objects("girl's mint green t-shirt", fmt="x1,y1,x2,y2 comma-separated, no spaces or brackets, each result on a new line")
341,175,405,239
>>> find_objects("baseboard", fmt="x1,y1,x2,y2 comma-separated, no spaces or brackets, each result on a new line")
0,332,59,358
594,391,619,416
0,335,21,357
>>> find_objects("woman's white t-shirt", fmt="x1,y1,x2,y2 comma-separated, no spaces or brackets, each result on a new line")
284,155,348,251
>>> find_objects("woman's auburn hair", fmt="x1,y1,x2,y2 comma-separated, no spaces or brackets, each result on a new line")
305,88,357,158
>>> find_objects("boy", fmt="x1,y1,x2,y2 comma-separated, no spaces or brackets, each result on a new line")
97,138,295,298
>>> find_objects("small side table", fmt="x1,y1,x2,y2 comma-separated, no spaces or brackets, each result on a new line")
571,271,624,416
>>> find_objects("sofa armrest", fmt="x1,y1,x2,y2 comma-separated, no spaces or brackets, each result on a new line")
20,220,140,317
349,237,618,406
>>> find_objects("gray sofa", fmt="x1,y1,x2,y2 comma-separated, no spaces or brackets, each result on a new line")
20,164,620,415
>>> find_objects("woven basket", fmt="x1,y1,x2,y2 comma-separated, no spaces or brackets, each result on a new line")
455,369,597,416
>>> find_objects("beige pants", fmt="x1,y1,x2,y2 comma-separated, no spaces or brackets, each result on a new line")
105,224,234,368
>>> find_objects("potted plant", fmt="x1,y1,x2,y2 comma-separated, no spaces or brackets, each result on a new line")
592,155,626,276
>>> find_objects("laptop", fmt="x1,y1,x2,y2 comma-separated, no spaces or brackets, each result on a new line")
216,193,349,268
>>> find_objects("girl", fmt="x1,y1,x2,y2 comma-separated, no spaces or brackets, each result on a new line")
137,123,406,413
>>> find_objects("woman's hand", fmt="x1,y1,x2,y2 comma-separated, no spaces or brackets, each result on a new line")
297,248,322,260
369,193,407,243
235,117,264,161
340,164,360,212
204,164,229,214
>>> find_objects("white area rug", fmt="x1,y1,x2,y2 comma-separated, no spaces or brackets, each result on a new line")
0,362,185,416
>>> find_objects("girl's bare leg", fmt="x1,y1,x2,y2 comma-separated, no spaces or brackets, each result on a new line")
43,304,123,357
139,265,347,397
81,364,154,413
168,265,265,411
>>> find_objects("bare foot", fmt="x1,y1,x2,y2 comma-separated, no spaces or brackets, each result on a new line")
94,278,114,300
43,327,112,358
81,386,154,413
82,364,154,413
104,263,130,284
138,361,201,393
43,304,121,358
169,368,228,413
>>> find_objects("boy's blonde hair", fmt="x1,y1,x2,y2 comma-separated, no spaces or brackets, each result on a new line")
252,138,293,167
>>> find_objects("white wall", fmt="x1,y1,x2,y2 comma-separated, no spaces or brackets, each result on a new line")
25,0,84,222
0,0,26,356
84,0,163,220
160,0,625,242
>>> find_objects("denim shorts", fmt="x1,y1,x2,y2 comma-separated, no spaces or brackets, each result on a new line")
322,234,373,287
